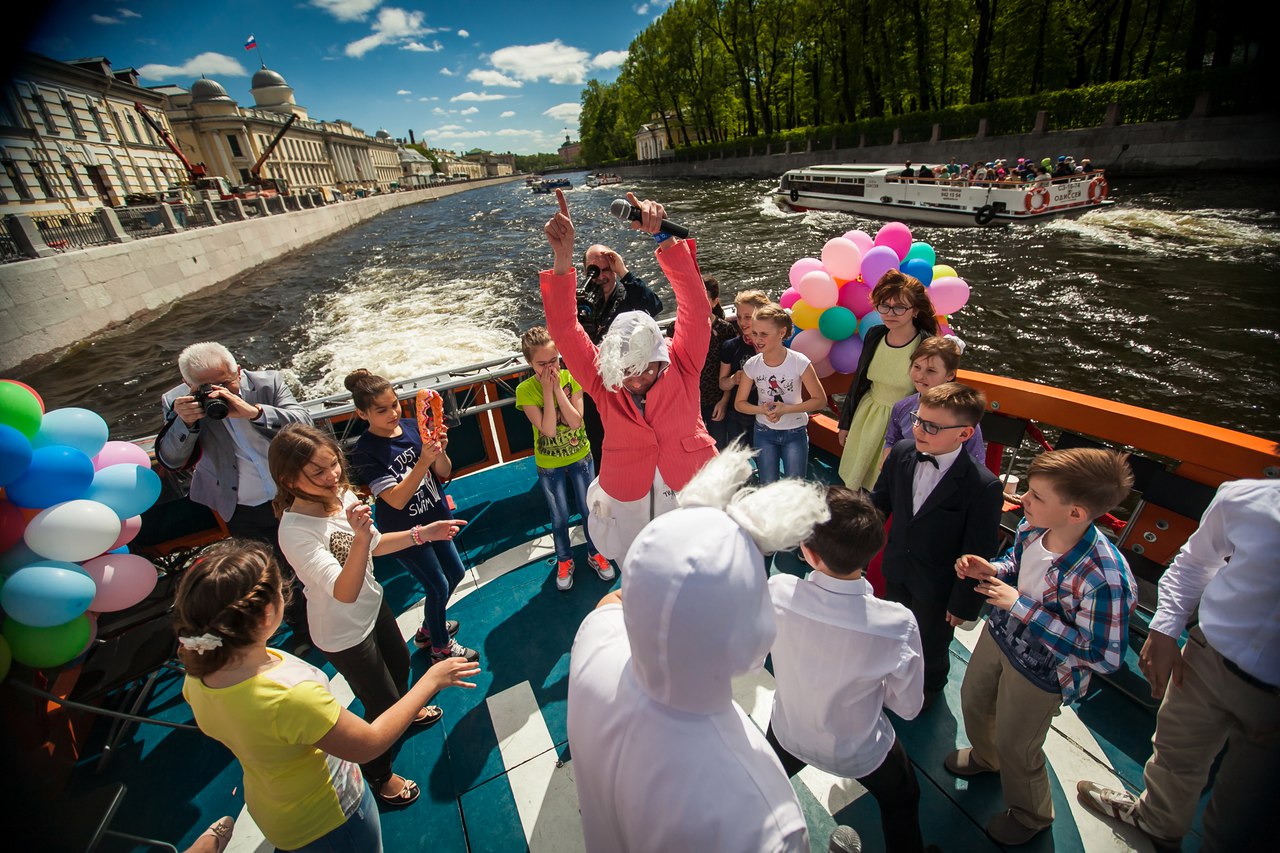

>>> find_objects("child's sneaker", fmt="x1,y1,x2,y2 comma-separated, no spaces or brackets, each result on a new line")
555,558,575,590
589,553,616,582
429,639,479,664
412,620,460,649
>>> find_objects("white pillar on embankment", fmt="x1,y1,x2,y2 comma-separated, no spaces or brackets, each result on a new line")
0,177,523,372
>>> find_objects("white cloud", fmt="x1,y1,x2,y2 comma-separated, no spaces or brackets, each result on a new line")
451,91,509,102
138,52,249,80
543,102,582,123
636,3,649,13
432,107,448,115
467,69,521,88
490,40,591,84
91,14,121,24
118,8,141,18
457,29,470,38
310,0,381,21
591,50,628,69
418,96,432,101
431,128,492,141
397,88,411,95
460,107,479,115
497,128,533,136
440,67,456,76
500,110,515,118
345,7,432,58
435,124,465,132
401,40,442,52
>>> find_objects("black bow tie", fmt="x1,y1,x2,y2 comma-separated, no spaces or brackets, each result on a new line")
915,451,939,468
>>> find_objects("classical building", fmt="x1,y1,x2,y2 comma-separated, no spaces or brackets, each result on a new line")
397,145,435,188
635,122,667,161
436,151,484,180
461,149,514,178
0,52,191,215
558,134,581,165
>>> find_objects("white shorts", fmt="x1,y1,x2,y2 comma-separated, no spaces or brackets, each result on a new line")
586,469,678,565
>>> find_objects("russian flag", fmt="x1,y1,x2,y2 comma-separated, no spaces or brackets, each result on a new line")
244,34,257,51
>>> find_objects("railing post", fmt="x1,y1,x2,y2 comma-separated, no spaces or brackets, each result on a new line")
256,197,271,216
6,214,57,258
977,118,989,139
94,207,133,244
1034,110,1048,133
230,199,247,220
1103,102,1121,127
891,127,901,145
201,200,218,223
157,203,183,232
859,133,867,148
931,123,942,142
1190,92,1211,119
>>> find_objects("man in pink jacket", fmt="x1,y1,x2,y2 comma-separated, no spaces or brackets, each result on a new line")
541,190,717,563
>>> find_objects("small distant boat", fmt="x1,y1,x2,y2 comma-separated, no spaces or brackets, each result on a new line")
525,174,542,185
586,173,622,187
531,178,572,194
774,163,1113,227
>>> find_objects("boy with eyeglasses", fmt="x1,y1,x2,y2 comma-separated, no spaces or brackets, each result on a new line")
870,382,1004,710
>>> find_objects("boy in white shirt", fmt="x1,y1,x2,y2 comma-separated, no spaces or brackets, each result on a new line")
766,487,929,853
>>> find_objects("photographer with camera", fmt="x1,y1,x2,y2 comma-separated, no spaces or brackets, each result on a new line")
157,341,313,640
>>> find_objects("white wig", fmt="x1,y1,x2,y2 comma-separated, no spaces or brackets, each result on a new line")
678,443,830,555
178,341,236,387
597,311,669,391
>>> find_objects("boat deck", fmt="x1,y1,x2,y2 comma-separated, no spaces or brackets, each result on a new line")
69,453,1204,852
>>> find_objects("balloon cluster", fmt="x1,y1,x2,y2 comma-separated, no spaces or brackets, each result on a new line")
779,222,972,377
0,381,161,679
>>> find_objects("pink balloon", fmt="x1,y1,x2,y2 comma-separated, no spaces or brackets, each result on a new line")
779,287,801,310
843,229,874,256
929,277,971,314
828,336,864,374
788,257,825,290
938,321,954,336
797,270,838,310
813,356,835,379
859,245,901,289
109,515,142,551
791,328,833,362
93,440,150,471
837,280,874,317
80,553,158,613
873,221,913,260
821,237,862,281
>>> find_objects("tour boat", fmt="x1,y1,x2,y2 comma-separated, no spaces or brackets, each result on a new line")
9,349,1275,852
585,173,622,188
531,178,572,194
774,164,1114,227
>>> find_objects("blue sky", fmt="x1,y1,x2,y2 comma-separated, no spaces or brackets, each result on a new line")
26,1,673,154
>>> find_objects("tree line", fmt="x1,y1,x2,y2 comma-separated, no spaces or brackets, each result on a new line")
579,0,1260,163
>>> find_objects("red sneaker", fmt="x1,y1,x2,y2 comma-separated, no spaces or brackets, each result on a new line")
590,553,616,582
556,558,574,591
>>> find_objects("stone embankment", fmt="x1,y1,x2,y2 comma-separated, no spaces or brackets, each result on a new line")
0,177,522,372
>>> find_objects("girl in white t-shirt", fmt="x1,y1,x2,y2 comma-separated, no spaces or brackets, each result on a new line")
176,539,477,851
270,424,468,809
734,304,828,483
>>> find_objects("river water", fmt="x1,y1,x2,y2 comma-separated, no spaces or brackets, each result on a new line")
16,173,1280,442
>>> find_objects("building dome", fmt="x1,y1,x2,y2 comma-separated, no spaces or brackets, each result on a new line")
376,129,392,140
250,65,297,111
190,77,234,103
251,67,288,89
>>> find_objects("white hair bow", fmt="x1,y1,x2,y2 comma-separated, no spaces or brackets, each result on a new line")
179,633,224,654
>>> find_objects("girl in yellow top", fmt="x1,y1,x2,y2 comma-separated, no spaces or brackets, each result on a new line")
177,540,479,852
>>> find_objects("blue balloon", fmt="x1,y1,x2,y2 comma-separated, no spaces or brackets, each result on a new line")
858,311,885,339
82,464,162,519
0,424,32,486
902,258,935,287
0,561,95,627
0,541,40,577
32,408,109,458
4,445,95,509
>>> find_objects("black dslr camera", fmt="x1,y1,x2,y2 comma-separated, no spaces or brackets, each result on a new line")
576,264,606,328
192,384,230,420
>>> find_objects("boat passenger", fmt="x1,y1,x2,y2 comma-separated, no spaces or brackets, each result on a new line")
735,304,827,483
870,382,1004,711
699,275,741,450
718,289,770,449
541,189,716,564
1077,478,1279,853
836,271,939,491
882,335,986,467
949,448,1137,846
766,486,931,853
270,424,470,808
345,369,479,663
899,160,915,179
176,539,478,851
568,446,826,853
917,163,934,179
514,326,616,591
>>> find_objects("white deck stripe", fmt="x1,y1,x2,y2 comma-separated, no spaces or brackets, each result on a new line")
486,681,586,852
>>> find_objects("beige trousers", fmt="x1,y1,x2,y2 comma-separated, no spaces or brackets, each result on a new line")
960,627,1063,830
1137,626,1279,851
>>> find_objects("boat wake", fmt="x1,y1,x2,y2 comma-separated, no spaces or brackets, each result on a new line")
1046,206,1280,265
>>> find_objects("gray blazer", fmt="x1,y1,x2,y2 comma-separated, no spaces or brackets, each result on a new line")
155,369,312,521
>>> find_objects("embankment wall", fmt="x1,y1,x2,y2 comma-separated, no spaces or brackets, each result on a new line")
0,177,522,372
611,114,1280,180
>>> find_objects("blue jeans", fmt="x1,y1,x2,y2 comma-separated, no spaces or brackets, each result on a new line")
753,422,809,484
396,539,466,649
288,781,382,852
537,456,598,561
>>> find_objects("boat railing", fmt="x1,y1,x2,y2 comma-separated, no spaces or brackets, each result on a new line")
885,170,1104,189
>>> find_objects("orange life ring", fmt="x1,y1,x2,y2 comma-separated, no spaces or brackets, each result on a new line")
1088,177,1109,204
1024,185,1050,212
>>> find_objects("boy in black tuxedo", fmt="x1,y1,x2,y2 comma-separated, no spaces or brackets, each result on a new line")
870,382,1004,709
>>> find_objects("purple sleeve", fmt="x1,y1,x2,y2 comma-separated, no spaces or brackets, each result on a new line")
964,422,987,466
883,395,915,448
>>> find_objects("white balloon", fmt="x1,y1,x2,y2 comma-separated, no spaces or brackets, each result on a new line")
23,499,122,563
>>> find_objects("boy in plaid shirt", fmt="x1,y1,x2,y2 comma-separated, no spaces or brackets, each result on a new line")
946,448,1136,846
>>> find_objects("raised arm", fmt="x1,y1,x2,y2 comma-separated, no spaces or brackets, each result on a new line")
541,190,603,399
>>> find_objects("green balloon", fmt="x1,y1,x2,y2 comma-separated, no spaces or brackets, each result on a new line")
3,613,90,669
0,382,43,439
818,306,858,341
905,242,937,266
0,635,10,682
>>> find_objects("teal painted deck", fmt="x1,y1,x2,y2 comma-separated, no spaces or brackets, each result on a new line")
68,454,1204,852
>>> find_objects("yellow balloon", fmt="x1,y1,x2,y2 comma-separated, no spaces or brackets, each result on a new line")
933,264,957,279
790,299,823,330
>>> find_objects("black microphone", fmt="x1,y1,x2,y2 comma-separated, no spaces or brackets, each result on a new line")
609,198,690,239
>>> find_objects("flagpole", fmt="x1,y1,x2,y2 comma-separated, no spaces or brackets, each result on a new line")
256,43,266,67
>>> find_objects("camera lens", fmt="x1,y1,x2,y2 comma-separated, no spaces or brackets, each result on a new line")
204,397,230,420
